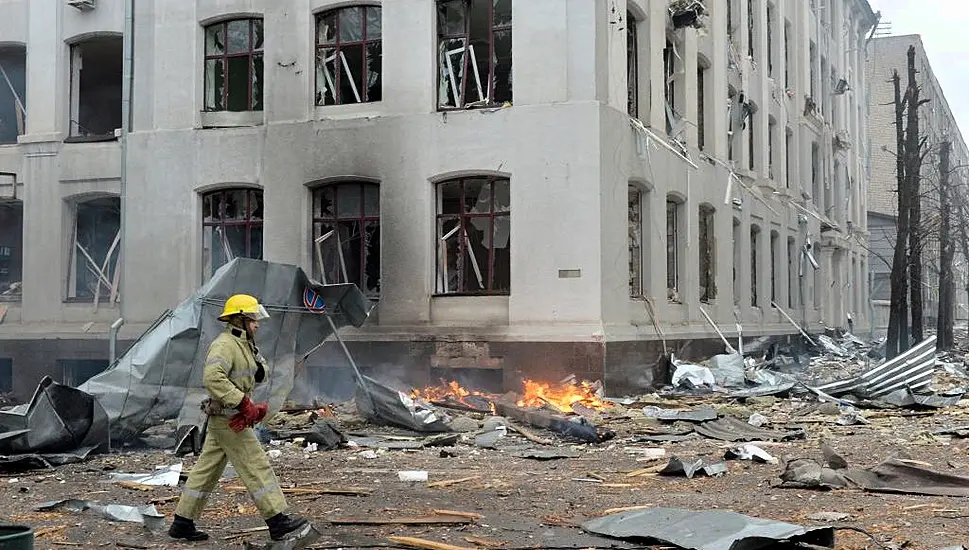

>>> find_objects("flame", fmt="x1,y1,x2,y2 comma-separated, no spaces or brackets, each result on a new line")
411,380,497,413
515,379,611,413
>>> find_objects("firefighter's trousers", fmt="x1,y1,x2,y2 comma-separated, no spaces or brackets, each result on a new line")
174,416,288,520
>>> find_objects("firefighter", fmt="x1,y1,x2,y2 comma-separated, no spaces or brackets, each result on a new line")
168,294,310,542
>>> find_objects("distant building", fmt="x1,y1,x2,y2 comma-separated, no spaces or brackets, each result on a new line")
866,35,969,335
0,0,876,400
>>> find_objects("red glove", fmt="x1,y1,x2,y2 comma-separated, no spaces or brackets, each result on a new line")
228,396,268,432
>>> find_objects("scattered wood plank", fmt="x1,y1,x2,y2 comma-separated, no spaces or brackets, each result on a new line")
329,515,472,526
462,535,506,548
116,543,149,550
35,525,67,538
426,476,479,488
116,481,154,492
52,543,82,547
598,505,653,515
224,485,371,496
388,536,476,550
222,526,269,541
148,495,179,505
625,463,667,477
505,422,553,446
433,510,484,520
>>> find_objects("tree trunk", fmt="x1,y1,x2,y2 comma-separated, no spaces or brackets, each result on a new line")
937,140,954,350
886,70,909,359
905,46,924,344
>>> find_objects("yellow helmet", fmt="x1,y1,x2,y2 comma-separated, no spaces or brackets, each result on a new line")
218,294,270,322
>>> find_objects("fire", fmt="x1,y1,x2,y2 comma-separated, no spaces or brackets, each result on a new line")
516,379,611,413
411,380,497,412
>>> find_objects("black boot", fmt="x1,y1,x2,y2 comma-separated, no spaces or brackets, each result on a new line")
266,513,310,541
168,514,209,541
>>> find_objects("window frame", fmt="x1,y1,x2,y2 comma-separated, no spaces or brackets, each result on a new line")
315,6,383,106
311,181,381,297
628,185,644,298
201,188,264,278
203,18,265,112
435,175,511,296
627,11,639,118
436,0,513,111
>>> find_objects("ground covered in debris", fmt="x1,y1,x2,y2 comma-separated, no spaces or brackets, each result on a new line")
5,393,969,550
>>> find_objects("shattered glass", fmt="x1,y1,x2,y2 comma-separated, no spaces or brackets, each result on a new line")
205,24,225,55
226,56,251,112
204,59,225,111
437,0,512,108
493,0,512,26
71,197,120,300
253,19,264,51
226,20,251,54
318,48,337,105
339,7,364,42
366,42,382,102
366,7,382,39
438,0,468,35
437,218,461,293
251,55,263,111
629,187,643,297
339,45,365,103
317,12,337,45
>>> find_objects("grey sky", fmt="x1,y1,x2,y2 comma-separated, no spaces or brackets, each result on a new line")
867,0,969,138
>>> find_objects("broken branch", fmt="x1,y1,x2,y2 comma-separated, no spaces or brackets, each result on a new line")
224,485,371,496
388,536,476,550
506,421,553,445
426,476,479,488
433,510,484,520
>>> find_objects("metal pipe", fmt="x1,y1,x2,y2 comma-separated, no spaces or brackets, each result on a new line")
109,317,125,363
120,0,133,321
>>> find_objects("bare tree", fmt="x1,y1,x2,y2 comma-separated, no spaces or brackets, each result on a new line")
937,140,954,349
905,46,929,344
886,69,910,358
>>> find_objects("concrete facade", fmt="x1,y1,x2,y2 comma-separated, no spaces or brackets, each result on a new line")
865,35,969,336
0,0,876,401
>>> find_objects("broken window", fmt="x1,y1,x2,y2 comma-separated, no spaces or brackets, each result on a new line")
0,46,26,144
437,0,512,109
747,107,755,171
766,3,774,77
697,63,706,151
204,18,264,112
813,240,822,309
770,230,779,304
201,189,263,279
0,200,22,302
747,0,755,58
0,358,10,393
60,359,108,387
699,205,716,303
663,40,677,135
768,117,776,180
785,128,793,188
788,236,796,308
313,182,380,297
666,198,682,301
629,185,643,298
750,225,760,307
732,218,741,306
69,36,122,138
727,87,737,161
67,197,120,301
627,12,639,118
811,141,820,201
726,0,735,39
783,20,791,89
436,176,510,294
316,6,382,106
809,43,817,100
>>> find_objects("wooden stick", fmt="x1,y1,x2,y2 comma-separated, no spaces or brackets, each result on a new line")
116,481,154,491
224,485,371,496
35,526,67,538
506,422,553,445
433,509,484,520
426,476,479,488
388,536,476,550
222,526,269,540
599,504,653,515
462,536,506,548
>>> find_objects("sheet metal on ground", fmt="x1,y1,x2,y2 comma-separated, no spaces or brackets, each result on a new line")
78,258,373,444
813,336,937,398
0,377,109,467
582,508,835,550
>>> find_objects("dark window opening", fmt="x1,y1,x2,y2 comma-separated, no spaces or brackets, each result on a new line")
699,205,716,303
766,4,774,76
732,218,741,305
750,225,760,307
770,231,779,304
60,359,108,387
437,0,512,109
747,109,755,171
785,128,793,188
747,0,755,58
727,0,734,38
70,37,122,138
629,186,643,298
727,88,737,161
316,6,382,106
666,199,680,300
0,201,22,302
811,141,820,201
313,182,380,297
627,12,639,118
787,236,796,308
768,119,776,179
436,176,510,294
67,197,120,301
0,358,10,394
663,40,677,134
783,21,791,88
697,64,706,150
204,18,264,112
202,189,264,279
0,47,26,144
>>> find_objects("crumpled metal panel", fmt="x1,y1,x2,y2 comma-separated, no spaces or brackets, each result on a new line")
814,335,937,398
694,416,805,442
582,508,835,550
0,377,109,456
78,258,373,442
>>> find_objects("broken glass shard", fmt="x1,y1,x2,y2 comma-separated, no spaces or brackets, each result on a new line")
205,24,225,55
366,7,382,39
438,0,468,36
366,42,382,102
339,7,364,42
204,59,225,111
493,29,513,103
226,20,251,54
494,0,512,26
253,19,264,50
363,220,380,295
251,54,264,110
318,13,337,45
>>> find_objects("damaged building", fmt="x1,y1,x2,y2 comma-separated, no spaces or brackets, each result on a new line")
0,0,876,400
865,34,969,335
